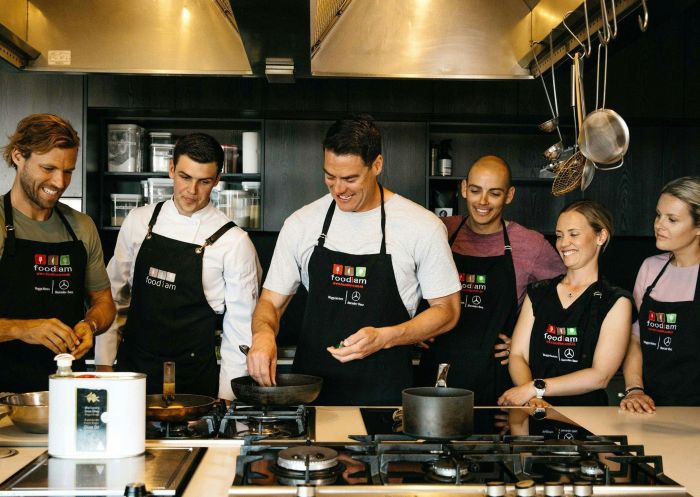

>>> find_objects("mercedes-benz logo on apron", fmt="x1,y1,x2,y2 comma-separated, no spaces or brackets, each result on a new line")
664,336,672,347
471,296,481,305
351,291,361,302
563,432,574,440
564,348,575,359
58,280,70,290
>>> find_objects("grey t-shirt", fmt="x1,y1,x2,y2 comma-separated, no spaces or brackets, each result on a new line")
0,195,110,292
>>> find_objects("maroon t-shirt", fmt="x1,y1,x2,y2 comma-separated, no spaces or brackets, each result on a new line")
442,217,566,305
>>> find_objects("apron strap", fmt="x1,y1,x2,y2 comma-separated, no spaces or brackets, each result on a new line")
447,216,468,246
643,256,674,300
146,202,166,239
2,193,16,256
317,184,388,255
195,221,236,254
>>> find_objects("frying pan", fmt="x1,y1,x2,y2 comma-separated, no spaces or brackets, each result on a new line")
231,375,323,406
145,394,216,422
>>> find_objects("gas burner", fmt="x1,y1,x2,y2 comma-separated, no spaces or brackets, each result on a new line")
277,446,339,471
579,460,605,479
146,418,215,439
268,446,345,486
424,457,471,483
546,458,583,474
237,423,293,438
0,449,17,459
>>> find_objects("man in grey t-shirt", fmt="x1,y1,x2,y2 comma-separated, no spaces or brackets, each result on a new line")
0,114,115,392
246,115,461,405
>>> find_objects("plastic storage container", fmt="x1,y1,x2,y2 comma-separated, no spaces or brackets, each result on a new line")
110,194,143,226
150,143,174,172
148,131,172,145
242,181,261,229
144,178,174,204
211,181,227,207
218,190,250,227
108,124,144,172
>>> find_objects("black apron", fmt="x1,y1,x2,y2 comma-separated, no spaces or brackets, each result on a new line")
639,257,700,405
292,186,412,406
528,276,608,406
115,202,235,398
418,218,518,405
0,194,87,392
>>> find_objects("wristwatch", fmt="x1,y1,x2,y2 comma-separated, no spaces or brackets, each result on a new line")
534,378,547,399
80,319,98,335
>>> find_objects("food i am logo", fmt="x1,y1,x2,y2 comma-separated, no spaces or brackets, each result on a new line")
330,263,367,287
646,310,678,332
459,273,487,291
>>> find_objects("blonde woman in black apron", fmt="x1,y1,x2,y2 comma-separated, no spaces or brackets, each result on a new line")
498,200,633,407
621,176,700,413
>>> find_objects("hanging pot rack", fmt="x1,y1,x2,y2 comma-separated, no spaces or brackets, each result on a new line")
529,0,650,77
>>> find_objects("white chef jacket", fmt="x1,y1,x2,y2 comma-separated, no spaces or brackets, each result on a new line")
95,199,261,400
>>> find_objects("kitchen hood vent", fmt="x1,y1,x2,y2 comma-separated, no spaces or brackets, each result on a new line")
21,0,251,75
309,0,536,79
0,22,39,70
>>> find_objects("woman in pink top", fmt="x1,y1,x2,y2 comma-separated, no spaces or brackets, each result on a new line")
620,176,700,412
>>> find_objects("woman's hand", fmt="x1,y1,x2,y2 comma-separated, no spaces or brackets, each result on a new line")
498,383,535,406
620,391,656,413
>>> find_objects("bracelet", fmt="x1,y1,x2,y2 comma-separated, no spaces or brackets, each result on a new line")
624,386,645,397
80,319,98,335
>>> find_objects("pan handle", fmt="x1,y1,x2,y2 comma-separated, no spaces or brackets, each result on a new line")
435,363,450,388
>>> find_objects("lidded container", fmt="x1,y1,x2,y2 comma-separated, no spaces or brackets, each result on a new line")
242,181,261,229
110,193,143,226
48,355,146,459
150,143,174,172
148,131,172,145
218,189,250,228
144,178,174,204
107,124,144,172
221,144,239,173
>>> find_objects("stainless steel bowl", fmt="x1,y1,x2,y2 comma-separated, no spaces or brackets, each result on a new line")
0,391,49,433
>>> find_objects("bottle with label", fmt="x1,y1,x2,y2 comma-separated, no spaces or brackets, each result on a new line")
438,139,452,176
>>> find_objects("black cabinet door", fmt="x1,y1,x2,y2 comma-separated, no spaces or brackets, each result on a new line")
264,120,427,231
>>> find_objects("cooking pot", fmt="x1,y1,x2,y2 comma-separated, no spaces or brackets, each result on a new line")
401,364,474,440
0,391,49,433
231,374,323,406
146,394,217,422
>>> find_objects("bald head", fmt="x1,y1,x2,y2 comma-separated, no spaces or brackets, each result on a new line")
466,155,512,188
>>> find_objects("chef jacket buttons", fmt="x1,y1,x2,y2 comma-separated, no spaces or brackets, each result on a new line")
190,352,195,357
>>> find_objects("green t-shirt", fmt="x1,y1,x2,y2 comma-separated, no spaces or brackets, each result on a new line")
0,195,110,292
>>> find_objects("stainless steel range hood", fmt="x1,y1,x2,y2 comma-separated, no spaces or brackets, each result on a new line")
310,0,536,79
18,0,251,75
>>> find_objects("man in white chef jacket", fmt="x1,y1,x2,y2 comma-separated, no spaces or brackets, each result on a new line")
96,133,261,400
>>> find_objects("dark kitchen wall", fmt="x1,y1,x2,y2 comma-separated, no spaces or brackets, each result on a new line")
2,1,698,336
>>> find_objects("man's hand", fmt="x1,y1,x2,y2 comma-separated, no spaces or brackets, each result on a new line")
20,318,79,355
95,365,113,372
327,326,388,363
497,382,536,407
72,321,94,359
247,332,278,386
493,333,512,365
620,391,656,413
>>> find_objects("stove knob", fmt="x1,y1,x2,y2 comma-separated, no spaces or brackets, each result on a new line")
544,481,564,496
573,481,593,496
296,484,316,497
515,479,536,497
123,483,149,497
486,481,506,497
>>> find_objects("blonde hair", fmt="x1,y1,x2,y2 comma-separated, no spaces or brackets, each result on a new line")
560,200,614,251
661,176,700,226
2,114,80,168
